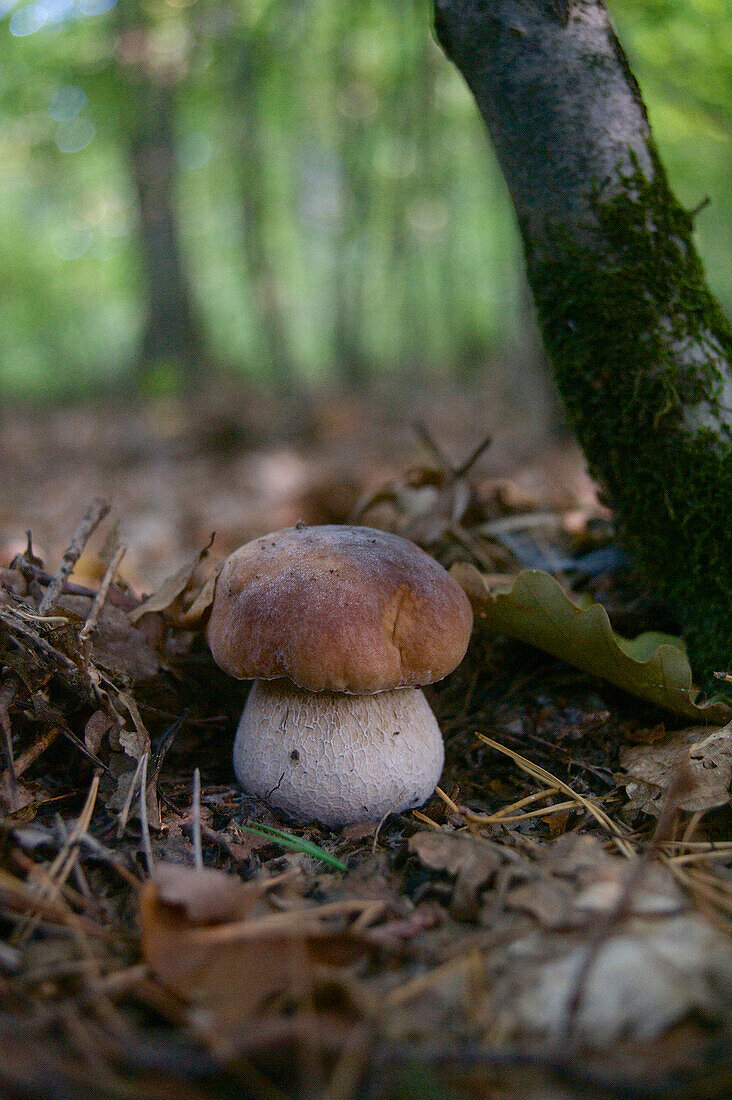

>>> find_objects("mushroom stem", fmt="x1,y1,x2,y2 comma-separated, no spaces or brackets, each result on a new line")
234,679,445,827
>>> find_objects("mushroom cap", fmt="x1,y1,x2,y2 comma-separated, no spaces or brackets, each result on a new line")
206,524,473,693
234,679,444,826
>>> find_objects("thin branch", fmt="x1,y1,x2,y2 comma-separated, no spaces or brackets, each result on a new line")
79,545,126,671
139,752,154,876
0,676,20,811
191,767,203,870
39,498,110,615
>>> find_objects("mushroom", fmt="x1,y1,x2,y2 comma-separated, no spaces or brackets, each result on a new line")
206,525,473,827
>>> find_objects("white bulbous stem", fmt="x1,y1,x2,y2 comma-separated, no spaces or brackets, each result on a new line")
234,679,444,827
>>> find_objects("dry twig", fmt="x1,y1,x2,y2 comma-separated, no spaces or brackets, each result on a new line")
38,497,110,615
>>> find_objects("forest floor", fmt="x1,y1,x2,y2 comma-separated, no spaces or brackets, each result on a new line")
0,381,730,1100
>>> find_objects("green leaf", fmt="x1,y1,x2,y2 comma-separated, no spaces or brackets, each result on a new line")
235,822,347,872
452,564,730,724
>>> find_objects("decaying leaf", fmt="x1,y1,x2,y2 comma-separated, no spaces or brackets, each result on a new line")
453,564,731,723
129,538,218,628
139,862,372,1059
58,595,159,681
512,914,732,1045
408,831,503,920
146,862,262,924
619,722,732,816
84,710,116,754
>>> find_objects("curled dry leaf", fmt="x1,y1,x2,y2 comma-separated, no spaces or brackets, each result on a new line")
408,831,503,920
84,710,116,755
147,862,261,925
452,563,731,723
139,862,373,1060
619,722,732,816
129,539,218,629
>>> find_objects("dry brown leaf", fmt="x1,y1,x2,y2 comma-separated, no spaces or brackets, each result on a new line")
139,863,373,1059
512,915,732,1044
619,721,732,816
59,595,159,681
177,569,220,627
150,862,261,924
84,710,117,755
505,879,574,929
408,831,503,920
129,539,215,627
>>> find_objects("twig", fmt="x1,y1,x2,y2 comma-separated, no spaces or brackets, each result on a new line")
414,421,453,473
11,773,101,948
453,432,492,478
190,898,389,946
15,560,137,611
147,712,186,789
411,809,442,829
474,734,635,858
38,497,110,615
4,726,61,779
139,752,154,876
116,752,147,839
0,676,20,811
78,545,126,671
0,607,81,676
372,790,407,853
192,767,203,870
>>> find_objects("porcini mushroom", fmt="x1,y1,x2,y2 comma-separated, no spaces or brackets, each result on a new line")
206,525,472,827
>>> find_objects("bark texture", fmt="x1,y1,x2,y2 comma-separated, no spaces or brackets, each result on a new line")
435,0,732,686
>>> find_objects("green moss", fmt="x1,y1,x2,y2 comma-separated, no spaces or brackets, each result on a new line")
526,148,732,690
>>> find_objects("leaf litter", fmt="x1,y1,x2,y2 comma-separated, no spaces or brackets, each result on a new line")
1,408,731,1100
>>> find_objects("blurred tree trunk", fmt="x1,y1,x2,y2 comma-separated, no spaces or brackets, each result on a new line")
236,37,297,388
113,2,205,389
434,0,731,685
331,13,373,391
129,78,204,386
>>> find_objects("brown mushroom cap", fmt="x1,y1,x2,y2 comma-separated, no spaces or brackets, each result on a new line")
206,525,473,693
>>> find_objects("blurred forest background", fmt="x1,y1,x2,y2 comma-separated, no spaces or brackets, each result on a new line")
0,0,730,400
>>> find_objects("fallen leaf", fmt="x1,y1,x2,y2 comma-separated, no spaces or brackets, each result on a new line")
129,538,215,626
513,914,732,1044
505,879,574,929
59,595,159,681
177,568,220,627
408,831,503,920
84,710,116,755
452,564,731,723
150,862,260,924
619,722,732,816
139,863,373,1059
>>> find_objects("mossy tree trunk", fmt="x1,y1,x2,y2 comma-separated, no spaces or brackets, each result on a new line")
434,0,732,686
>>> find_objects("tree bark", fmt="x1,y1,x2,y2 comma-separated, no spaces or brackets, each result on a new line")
434,0,732,686
129,78,205,387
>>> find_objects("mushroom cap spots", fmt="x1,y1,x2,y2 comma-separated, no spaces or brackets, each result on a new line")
234,679,444,826
206,525,473,694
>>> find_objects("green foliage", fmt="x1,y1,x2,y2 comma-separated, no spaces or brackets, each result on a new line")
611,0,732,313
0,0,729,392
234,821,347,871
454,564,731,721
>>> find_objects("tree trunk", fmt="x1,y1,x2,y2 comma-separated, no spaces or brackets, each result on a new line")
129,78,205,387
434,0,732,686
235,37,298,389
